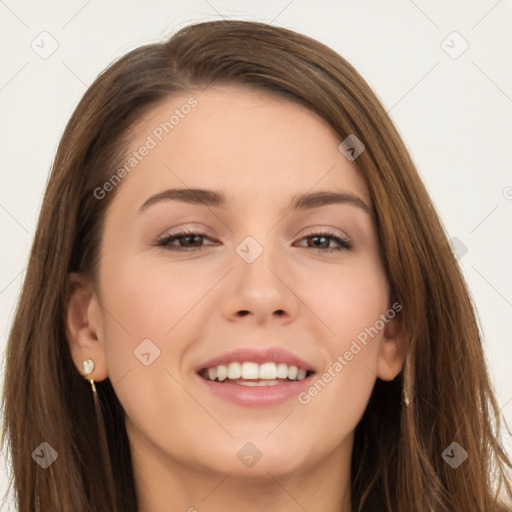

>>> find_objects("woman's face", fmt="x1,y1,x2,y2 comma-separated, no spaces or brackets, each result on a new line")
71,84,405,482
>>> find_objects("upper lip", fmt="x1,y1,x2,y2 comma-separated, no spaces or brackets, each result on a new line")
196,346,316,373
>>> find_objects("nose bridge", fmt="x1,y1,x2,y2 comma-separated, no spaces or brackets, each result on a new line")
222,231,297,321
235,232,284,290
231,200,280,267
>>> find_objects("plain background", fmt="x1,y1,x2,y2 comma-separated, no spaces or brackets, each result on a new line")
1,0,511,509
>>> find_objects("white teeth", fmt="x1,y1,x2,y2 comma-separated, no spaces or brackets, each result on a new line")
237,380,281,386
259,362,277,380
217,365,228,381
276,363,288,379
208,367,218,381
241,362,259,379
227,362,241,379
288,365,298,380
297,368,307,380
201,361,311,383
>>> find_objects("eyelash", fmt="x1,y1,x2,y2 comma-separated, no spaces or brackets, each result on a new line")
155,227,353,253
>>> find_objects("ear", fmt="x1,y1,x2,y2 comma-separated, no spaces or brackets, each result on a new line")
64,272,108,382
376,307,407,381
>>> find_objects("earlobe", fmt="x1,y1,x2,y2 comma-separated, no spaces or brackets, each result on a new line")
375,312,407,381
64,272,108,382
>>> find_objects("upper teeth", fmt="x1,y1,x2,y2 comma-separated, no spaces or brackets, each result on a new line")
204,362,308,382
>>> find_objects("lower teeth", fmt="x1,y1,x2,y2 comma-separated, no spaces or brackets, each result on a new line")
206,377,291,386
235,379,283,386
200,370,312,385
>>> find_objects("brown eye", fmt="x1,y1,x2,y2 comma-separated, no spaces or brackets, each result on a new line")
296,230,352,252
156,229,215,251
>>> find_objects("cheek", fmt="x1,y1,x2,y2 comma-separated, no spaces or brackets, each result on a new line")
98,262,199,435
295,264,389,422
299,258,388,389
100,251,213,337
98,253,217,389
296,354,376,444
302,256,389,342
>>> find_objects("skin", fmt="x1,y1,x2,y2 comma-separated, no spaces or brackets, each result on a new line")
65,84,407,512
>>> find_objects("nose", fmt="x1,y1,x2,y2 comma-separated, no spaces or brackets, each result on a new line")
220,239,299,325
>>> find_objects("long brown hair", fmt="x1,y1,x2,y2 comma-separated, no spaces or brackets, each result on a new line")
2,19,511,511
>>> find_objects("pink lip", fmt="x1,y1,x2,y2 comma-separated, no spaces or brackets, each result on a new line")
195,372,316,407
195,346,315,373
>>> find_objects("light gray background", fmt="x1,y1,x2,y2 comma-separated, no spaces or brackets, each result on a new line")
1,0,511,509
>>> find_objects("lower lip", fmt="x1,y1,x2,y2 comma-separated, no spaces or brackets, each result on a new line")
195,373,315,407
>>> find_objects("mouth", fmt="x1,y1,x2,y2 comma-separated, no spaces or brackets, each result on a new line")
195,346,317,406
198,361,315,387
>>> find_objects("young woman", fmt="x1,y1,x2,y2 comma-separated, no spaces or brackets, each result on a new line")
2,19,511,512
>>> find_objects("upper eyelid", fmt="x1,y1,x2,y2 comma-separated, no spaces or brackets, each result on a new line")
158,226,350,240
156,228,352,249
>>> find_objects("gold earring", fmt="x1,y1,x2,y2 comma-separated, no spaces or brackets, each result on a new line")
82,358,98,397
80,358,119,509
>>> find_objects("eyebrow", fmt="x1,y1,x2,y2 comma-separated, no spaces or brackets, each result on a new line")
138,188,373,215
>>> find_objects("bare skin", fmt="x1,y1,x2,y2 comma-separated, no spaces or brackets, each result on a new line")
65,84,406,512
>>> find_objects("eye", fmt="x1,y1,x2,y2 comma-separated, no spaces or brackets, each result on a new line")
155,227,353,253
154,228,217,252
294,229,353,253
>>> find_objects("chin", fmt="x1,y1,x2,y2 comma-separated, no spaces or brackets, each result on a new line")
202,437,314,477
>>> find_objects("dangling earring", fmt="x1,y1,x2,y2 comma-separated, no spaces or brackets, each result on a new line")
402,364,411,408
81,359,119,510
82,358,98,398
401,349,412,408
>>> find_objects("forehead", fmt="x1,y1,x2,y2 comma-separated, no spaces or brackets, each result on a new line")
106,84,371,215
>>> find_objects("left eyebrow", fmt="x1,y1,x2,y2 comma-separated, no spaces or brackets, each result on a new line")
137,188,373,216
290,190,373,215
